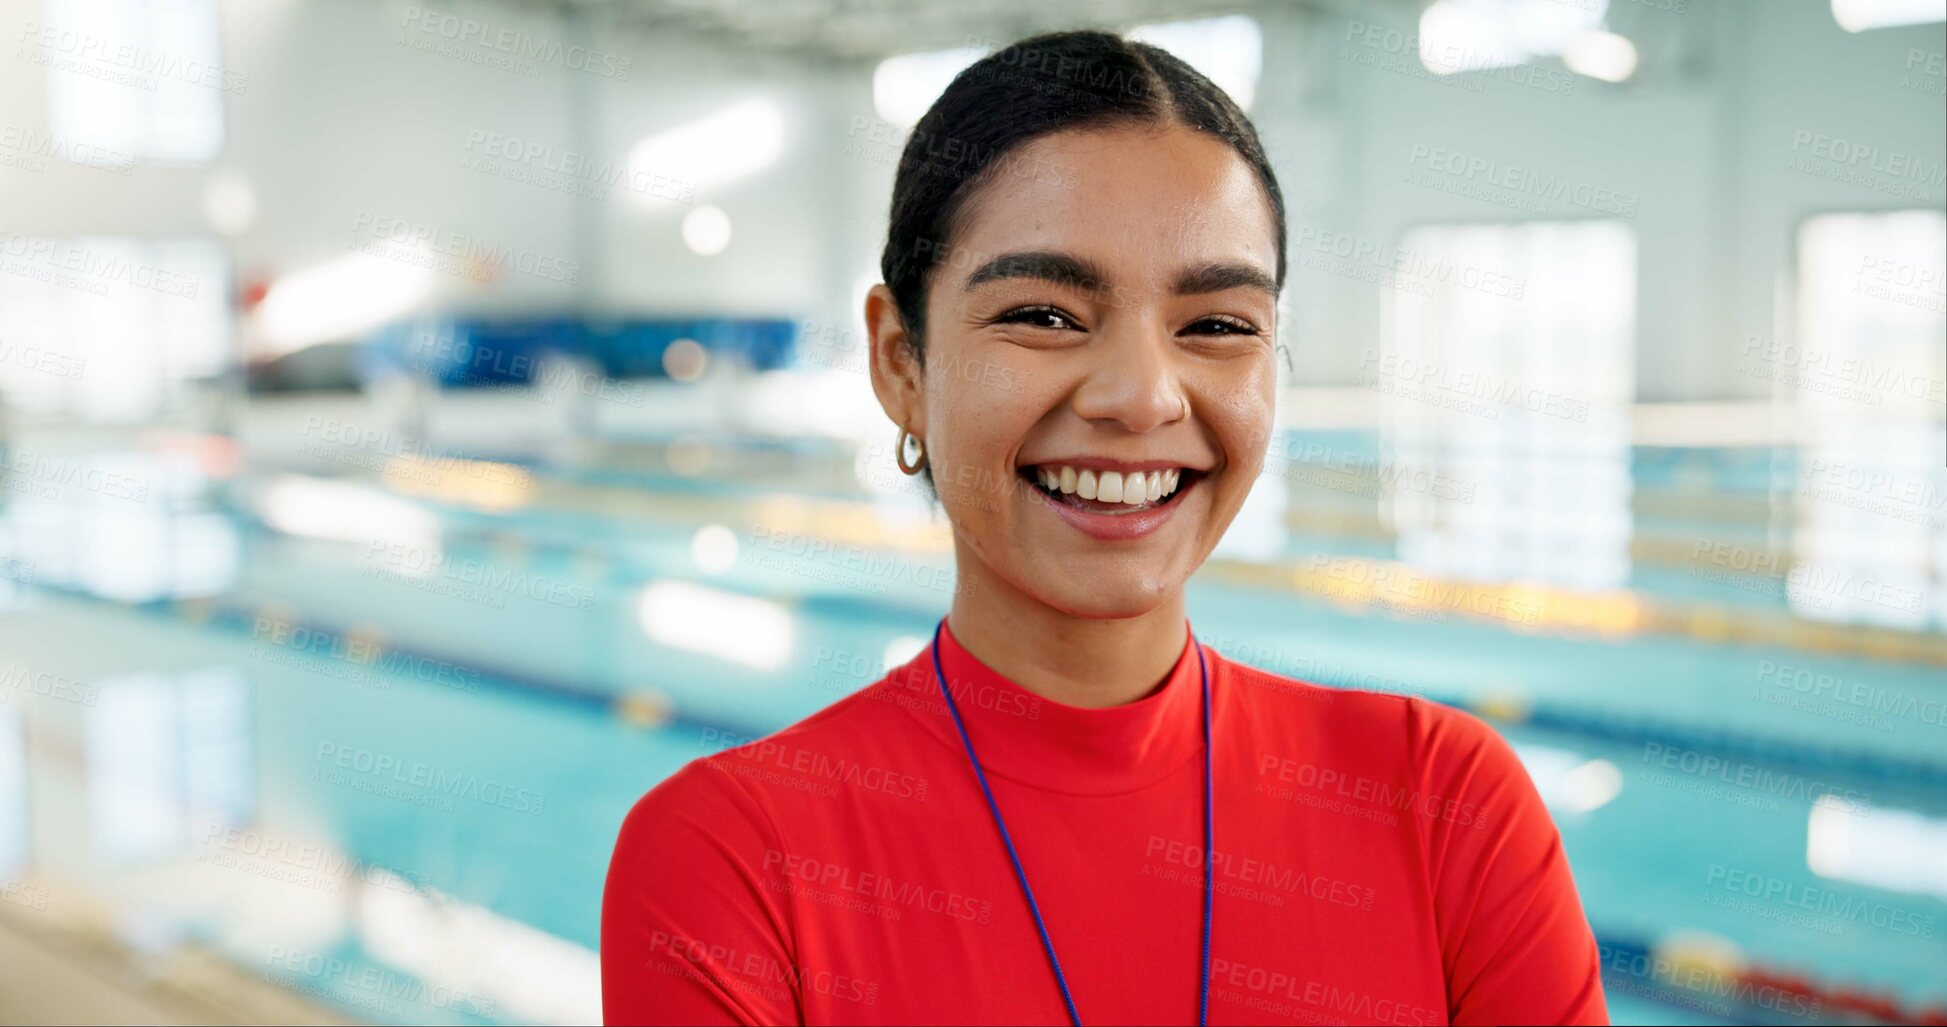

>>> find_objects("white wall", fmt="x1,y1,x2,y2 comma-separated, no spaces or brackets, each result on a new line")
0,0,1938,399
1248,0,1943,400
1,0,587,317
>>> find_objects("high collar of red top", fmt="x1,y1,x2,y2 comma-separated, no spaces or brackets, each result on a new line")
892,616,1210,797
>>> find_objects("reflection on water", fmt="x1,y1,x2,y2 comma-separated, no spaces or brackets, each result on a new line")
1514,742,1625,817
0,710,25,879
358,869,599,1024
0,450,241,603
85,669,252,865
1808,797,1947,902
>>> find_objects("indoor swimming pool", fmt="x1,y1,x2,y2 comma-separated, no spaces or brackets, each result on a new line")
1,419,1942,1025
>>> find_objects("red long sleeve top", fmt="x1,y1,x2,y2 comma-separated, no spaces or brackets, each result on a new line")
602,618,1609,1025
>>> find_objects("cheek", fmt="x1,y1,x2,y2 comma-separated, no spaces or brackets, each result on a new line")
931,359,1048,455
933,395,1012,471
925,367,1049,510
1207,361,1278,468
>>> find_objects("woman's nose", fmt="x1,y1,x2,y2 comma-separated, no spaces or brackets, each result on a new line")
1068,319,1189,433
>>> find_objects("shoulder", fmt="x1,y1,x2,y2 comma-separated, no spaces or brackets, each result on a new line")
1396,690,1525,776
610,749,764,872
1215,651,1528,815
1219,648,1509,752
618,672,930,840
1212,650,1424,743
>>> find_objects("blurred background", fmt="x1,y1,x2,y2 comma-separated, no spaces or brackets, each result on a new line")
0,0,1942,1023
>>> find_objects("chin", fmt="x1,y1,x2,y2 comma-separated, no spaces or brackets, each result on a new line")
1035,577,1179,620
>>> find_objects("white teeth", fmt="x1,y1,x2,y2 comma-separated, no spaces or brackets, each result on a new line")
1025,464,1192,507
1097,470,1123,503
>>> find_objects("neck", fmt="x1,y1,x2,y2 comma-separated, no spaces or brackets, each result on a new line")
946,540,1188,709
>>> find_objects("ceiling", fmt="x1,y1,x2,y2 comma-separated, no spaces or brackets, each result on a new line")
533,0,1393,61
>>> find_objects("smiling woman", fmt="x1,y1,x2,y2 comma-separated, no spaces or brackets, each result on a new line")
602,29,1608,1027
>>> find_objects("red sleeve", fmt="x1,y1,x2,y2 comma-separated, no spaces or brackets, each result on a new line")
1407,698,1610,1026
601,760,802,1026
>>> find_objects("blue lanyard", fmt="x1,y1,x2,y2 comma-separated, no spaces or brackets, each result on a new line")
929,617,1214,1027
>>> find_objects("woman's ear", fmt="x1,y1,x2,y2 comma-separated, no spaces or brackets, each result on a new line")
865,283,924,434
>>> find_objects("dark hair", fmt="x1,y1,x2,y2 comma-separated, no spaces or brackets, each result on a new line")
877,29,1288,496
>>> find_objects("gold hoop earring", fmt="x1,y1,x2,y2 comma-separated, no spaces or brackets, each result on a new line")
895,426,927,475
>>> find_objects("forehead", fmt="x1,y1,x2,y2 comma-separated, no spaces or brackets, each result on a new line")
945,122,1278,288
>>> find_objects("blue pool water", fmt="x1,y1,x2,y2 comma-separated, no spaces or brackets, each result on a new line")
0,429,1941,1025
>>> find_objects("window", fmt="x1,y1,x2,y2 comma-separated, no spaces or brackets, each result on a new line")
0,236,229,422
872,15,1264,130
36,0,228,163
1128,15,1263,110
628,99,783,200
1786,210,1946,629
1379,220,1637,589
1831,0,1947,32
873,47,985,129
1418,0,1609,74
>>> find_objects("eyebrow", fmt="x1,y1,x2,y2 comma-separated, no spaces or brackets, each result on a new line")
962,251,1108,293
1172,261,1278,298
961,249,1277,299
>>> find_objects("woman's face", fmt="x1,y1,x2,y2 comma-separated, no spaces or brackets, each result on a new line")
870,122,1280,618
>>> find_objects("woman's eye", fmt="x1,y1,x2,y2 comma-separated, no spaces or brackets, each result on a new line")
1185,316,1259,337
996,306,1081,331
